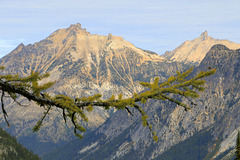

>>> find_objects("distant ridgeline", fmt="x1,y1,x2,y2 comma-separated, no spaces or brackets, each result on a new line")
0,127,40,160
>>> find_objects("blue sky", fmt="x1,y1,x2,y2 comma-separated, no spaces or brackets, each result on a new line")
0,0,239,58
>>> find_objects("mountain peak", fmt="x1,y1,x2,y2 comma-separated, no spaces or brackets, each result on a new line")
200,30,208,38
47,23,90,41
66,23,90,36
163,31,240,65
68,23,82,30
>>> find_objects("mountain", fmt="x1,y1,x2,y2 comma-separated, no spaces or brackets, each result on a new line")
0,127,40,160
0,23,186,155
2,23,239,159
43,44,240,160
163,31,240,65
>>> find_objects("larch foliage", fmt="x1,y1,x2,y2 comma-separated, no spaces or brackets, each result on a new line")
0,66,215,141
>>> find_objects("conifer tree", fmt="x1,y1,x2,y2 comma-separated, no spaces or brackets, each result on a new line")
235,131,240,160
0,66,215,141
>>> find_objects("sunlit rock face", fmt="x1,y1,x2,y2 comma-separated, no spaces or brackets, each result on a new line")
45,45,240,160
163,31,240,65
0,23,185,155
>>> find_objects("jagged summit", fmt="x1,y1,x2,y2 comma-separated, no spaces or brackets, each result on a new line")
68,23,82,29
200,31,208,40
66,23,90,36
200,30,208,37
9,23,164,66
1,23,166,90
47,23,90,41
163,31,240,65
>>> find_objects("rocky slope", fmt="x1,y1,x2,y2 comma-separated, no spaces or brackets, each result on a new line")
43,44,240,160
197,44,240,159
0,23,186,155
163,31,240,65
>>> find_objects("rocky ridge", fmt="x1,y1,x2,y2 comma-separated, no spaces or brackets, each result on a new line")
0,23,185,155
163,31,240,65
43,44,240,160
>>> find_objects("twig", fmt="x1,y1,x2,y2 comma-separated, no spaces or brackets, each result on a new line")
125,107,134,116
1,91,10,127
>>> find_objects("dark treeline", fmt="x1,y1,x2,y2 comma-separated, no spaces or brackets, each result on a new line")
0,127,41,160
